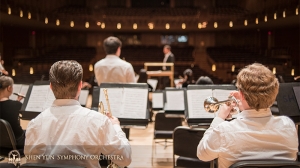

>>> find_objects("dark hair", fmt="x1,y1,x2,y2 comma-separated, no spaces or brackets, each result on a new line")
103,36,122,55
196,76,214,85
49,60,83,99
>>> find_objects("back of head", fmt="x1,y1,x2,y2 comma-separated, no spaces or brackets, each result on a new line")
49,60,83,99
236,63,279,110
0,75,13,91
196,76,214,85
183,69,193,77
137,69,148,83
103,36,122,55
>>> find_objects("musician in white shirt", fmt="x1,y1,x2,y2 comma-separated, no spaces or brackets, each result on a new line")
197,63,298,168
94,36,136,86
25,60,131,168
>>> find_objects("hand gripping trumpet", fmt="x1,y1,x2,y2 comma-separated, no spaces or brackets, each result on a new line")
98,88,120,168
204,96,239,118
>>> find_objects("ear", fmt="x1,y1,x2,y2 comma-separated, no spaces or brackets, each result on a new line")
78,81,83,91
7,85,12,92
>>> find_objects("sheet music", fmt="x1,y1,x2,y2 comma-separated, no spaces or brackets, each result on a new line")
187,89,215,118
10,84,22,100
19,85,29,103
164,90,185,111
120,88,148,119
147,79,158,91
99,88,148,119
10,84,29,103
293,86,300,110
152,92,164,108
213,89,237,117
78,90,89,105
25,85,55,112
99,88,123,117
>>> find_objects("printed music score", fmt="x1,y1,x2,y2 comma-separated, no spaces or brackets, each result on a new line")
164,90,185,111
152,92,164,109
99,88,148,119
187,89,236,119
9,84,29,103
25,85,55,112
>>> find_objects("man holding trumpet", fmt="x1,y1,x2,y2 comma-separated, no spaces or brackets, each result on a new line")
197,63,298,168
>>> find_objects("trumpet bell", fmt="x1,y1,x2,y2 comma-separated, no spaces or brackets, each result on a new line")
204,97,219,113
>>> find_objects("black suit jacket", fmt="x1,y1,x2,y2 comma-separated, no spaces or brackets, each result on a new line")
163,53,175,71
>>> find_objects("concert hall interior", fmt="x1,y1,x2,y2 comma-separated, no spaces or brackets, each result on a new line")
0,0,300,168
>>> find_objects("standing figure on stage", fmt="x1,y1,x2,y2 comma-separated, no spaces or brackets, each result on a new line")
197,63,298,168
94,36,136,140
25,60,131,168
94,36,136,85
160,45,175,89
0,75,25,151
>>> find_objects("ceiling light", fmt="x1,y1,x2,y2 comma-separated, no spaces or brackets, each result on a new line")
85,22,89,28
45,17,48,24
70,21,74,27
182,23,186,29
133,23,137,29
274,13,277,19
56,19,60,26
165,23,170,29
244,20,248,26
214,22,218,28
8,7,11,15
117,23,121,29
229,21,233,27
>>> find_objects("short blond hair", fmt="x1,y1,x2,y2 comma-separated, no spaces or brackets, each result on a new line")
236,63,279,110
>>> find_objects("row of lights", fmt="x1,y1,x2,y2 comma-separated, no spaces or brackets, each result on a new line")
11,64,295,76
211,64,295,76
11,64,95,77
7,6,299,29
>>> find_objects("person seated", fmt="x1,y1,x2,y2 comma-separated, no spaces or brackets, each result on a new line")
24,60,131,168
137,69,153,92
177,69,195,88
0,75,25,150
197,63,298,168
195,76,214,85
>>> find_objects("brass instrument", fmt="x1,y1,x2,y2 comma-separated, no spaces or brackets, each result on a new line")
204,96,239,114
98,88,120,168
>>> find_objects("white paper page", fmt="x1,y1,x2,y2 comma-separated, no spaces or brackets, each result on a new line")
120,88,148,119
164,90,185,111
213,89,237,117
99,88,124,117
78,90,89,105
187,89,215,118
19,85,29,103
152,92,164,109
9,84,22,100
25,85,54,112
147,79,158,91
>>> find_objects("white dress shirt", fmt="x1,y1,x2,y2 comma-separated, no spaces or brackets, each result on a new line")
94,55,136,85
162,52,171,71
197,108,298,168
24,99,131,168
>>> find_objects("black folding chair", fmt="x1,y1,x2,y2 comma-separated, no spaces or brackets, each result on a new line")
173,126,212,168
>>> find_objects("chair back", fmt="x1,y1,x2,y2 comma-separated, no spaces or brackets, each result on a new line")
0,119,17,149
229,160,300,168
154,112,182,131
173,126,206,158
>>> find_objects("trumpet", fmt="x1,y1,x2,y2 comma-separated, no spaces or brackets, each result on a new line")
98,88,120,168
204,96,239,114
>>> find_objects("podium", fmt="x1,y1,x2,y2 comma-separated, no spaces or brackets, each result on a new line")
144,62,174,87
